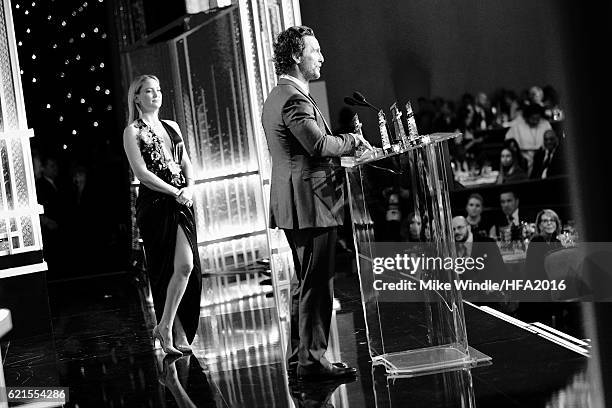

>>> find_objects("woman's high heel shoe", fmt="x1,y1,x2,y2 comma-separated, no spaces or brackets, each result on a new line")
152,326,182,356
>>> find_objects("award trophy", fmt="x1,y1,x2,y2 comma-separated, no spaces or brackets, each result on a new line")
377,110,396,154
390,102,410,149
352,113,368,157
405,100,428,145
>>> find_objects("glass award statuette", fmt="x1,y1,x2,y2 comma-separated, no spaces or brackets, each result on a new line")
352,113,367,157
390,102,410,149
351,113,381,161
352,112,364,136
378,110,396,153
405,100,429,146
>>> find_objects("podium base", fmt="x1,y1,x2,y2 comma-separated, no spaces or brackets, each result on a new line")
373,345,491,377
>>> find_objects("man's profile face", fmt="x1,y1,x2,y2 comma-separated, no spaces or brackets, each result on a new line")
296,35,324,81
500,192,518,216
452,218,469,242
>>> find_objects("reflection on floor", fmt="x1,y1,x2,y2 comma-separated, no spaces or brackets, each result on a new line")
0,266,595,407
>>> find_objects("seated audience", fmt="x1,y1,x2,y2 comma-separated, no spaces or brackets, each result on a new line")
496,148,528,184
530,129,565,179
504,103,552,174
464,193,491,238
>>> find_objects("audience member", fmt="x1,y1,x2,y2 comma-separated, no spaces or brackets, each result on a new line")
496,148,528,184
504,103,552,174
524,209,563,300
453,216,507,284
527,85,545,107
432,99,457,132
457,93,477,135
464,193,491,238
503,138,528,172
489,190,526,241
400,212,426,242
474,92,495,129
530,129,565,179
495,89,520,124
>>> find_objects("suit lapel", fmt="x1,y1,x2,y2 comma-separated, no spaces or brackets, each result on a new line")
278,78,332,134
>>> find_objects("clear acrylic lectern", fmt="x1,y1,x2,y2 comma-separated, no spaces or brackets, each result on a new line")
342,133,491,376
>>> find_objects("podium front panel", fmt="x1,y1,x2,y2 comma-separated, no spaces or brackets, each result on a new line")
344,137,488,374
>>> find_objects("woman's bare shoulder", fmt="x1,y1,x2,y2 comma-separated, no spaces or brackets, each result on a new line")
123,120,142,137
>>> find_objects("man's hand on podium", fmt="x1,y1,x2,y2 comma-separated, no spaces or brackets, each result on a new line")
351,133,374,151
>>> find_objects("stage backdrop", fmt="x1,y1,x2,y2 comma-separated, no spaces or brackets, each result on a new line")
301,0,566,140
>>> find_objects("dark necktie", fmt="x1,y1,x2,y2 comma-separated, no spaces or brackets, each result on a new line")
542,150,552,169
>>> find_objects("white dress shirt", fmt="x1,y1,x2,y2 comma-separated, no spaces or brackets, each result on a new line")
279,74,309,94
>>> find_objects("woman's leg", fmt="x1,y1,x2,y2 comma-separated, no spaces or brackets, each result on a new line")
173,316,190,347
157,226,194,345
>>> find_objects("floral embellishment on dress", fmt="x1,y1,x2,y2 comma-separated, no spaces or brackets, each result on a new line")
139,126,154,145
135,119,185,188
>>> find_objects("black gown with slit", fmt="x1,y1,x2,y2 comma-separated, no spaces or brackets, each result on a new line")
134,118,202,343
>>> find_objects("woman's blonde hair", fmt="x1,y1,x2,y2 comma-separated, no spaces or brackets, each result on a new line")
535,208,561,236
126,74,159,126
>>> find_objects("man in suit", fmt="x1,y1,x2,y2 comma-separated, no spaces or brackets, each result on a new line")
530,129,565,179
453,216,507,284
489,189,527,241
261,26,369,381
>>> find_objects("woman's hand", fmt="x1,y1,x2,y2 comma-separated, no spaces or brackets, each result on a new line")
178,185,193,201
175,188,193,207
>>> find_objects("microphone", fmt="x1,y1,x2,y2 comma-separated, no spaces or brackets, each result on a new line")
352,91,380,111
344,96,360,106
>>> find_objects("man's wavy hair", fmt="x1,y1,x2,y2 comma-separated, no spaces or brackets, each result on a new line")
273,26,315,76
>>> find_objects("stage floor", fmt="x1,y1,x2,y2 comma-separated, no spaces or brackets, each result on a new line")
1,268,592,407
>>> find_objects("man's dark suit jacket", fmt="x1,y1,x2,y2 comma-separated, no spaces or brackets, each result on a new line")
262,78,356,230
530,145,565,179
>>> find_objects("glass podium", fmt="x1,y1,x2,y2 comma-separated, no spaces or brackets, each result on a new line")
342,133,491,376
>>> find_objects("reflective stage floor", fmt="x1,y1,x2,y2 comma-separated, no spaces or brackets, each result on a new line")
1,266,594,407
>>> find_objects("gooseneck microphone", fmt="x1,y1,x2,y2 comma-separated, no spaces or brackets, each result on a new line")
344,96,361,107
352,91,380,111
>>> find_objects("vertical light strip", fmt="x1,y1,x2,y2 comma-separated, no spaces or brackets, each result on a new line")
2,0,27,129
0,141,13,254
4,139,22,249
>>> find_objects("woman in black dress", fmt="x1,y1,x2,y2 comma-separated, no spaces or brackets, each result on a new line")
123,75,202,355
